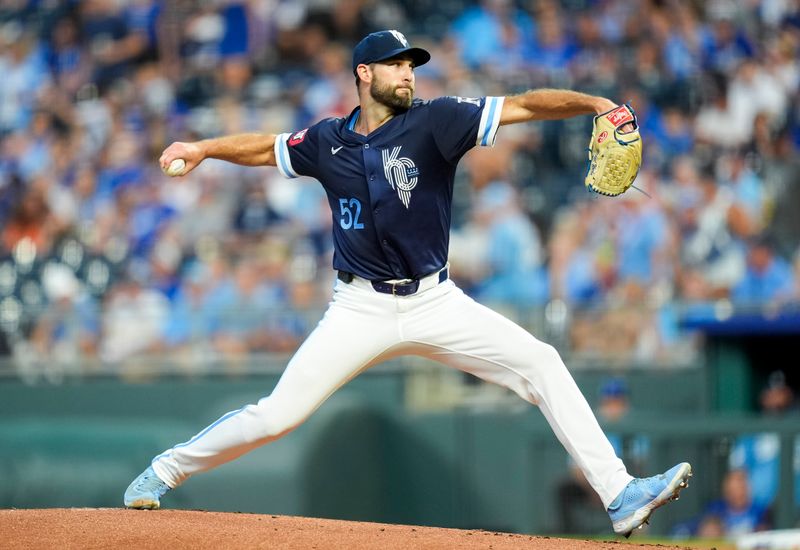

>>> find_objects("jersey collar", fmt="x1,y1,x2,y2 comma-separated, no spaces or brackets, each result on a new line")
343,101,421,141
347,107,360,132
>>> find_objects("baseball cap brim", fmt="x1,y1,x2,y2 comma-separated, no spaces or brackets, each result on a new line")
360,46,431,69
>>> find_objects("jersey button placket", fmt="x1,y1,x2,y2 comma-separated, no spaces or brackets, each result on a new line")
363,143,397,273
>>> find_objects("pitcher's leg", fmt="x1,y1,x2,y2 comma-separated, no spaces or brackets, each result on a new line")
152,284,399,488
404,283,632,507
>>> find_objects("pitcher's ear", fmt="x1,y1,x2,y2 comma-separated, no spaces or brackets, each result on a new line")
356,64,372,84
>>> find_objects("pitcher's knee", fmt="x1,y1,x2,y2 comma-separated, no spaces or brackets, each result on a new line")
245,396,307,442
543,343,566,367
524,341,564,369
516,342,569,382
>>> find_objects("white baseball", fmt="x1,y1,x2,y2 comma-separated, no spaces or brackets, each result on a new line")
165,158,186,177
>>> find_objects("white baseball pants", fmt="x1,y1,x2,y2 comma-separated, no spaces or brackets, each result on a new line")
151,275,632,508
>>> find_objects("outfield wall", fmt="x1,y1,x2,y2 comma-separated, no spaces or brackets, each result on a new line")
0,362,797,536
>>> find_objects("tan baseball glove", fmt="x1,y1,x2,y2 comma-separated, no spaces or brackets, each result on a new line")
585,104,642,197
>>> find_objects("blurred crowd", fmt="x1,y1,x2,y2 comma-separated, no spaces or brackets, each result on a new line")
672,370,800,539
1,0,800,374
555,373,800,538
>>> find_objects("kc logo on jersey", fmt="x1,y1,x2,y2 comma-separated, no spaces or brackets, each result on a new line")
382,146,418,208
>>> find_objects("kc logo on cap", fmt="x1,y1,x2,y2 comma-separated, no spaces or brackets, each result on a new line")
388,30,410,47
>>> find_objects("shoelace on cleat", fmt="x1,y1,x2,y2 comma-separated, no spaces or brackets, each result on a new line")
136,475,168,496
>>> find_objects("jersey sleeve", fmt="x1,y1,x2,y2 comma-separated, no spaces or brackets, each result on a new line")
428,96,505,163
273,123,322,179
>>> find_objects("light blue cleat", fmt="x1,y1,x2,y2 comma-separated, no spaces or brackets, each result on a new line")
124,466,170,509
608,462,692,537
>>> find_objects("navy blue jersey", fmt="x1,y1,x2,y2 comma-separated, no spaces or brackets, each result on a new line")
274,96,505,281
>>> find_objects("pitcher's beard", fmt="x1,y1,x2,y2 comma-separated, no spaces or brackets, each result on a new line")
370,80,413,111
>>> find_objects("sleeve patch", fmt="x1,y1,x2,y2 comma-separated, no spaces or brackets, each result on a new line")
456,96,481,107
288,128,308,146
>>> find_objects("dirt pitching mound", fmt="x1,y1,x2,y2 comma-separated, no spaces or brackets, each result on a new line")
0,508,690,550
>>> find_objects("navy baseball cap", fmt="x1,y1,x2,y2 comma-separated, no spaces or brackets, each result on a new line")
352,30,431,74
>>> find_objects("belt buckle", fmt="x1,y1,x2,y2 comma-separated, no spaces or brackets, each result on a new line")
391,281,408,296
390,280,413,296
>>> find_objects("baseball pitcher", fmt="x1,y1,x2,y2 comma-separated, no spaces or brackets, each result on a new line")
124,30,690,537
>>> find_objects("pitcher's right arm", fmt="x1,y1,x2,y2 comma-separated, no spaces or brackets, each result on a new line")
159,133,278,176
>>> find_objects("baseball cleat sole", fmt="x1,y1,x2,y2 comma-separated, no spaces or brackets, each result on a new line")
125,499,160,510
123,465,170,509
615,462,692,538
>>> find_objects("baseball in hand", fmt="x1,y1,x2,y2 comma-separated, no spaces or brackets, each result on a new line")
164,158,186,177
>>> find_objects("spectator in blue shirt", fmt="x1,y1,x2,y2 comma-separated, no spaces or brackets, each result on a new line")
525,7,576,74
729,371,800,512
449,0,535,72
731,237,795,306
700,469,771,537
672,468,770,538
704,16,755,74
472,180,548,306
615,194,670,285
0,24,51,134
